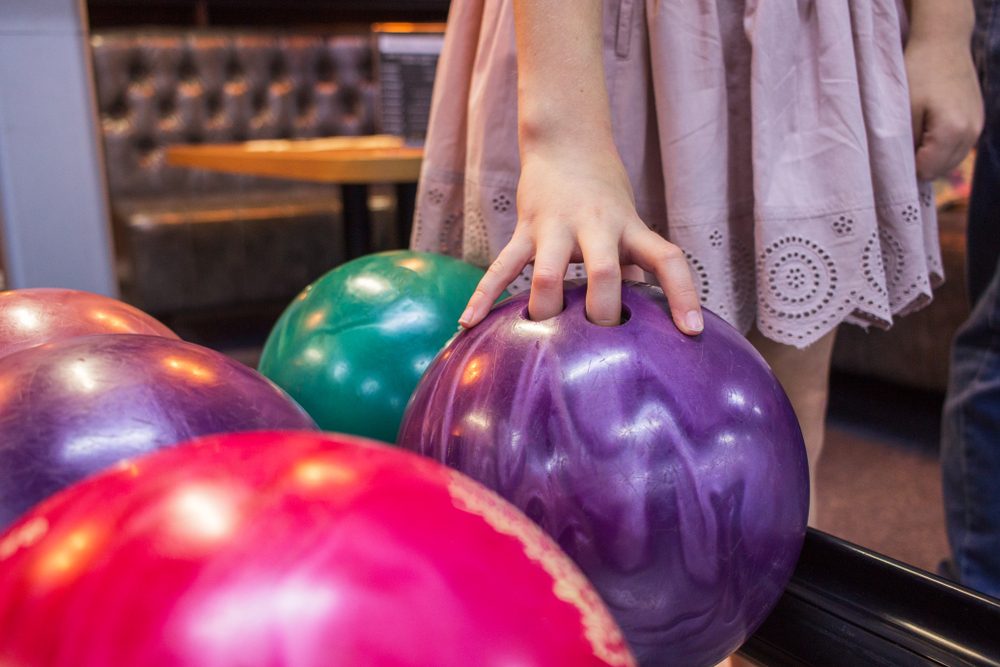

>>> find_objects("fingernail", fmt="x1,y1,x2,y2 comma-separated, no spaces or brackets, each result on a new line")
685,310,703,333
459,307,474,327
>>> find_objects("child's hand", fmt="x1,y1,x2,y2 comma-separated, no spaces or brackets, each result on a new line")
905,33,983,180
458,144,703,334
455,0,702,334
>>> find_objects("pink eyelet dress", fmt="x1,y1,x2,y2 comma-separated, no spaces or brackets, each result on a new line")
410,0,942,349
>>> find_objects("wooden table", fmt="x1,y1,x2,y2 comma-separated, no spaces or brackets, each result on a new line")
166,135,424,257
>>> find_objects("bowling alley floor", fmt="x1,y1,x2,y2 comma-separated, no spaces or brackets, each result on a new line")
817,372,949,575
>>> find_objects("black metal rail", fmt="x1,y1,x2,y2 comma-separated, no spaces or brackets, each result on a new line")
740,530,1000,666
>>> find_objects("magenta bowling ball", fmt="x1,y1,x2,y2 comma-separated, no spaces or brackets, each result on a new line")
398,282,809,667
0,334,316,528
0,431,636,667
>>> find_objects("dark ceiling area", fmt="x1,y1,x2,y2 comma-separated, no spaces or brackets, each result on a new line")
87,0,450,29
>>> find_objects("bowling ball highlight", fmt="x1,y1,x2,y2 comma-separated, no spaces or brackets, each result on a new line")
398,282,809,667
0,431,636,667
0,334,316,528
0,288,177,359
259,251,490,442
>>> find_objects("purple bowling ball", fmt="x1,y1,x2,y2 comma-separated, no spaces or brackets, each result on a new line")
397,282,808,667
0,334,317,528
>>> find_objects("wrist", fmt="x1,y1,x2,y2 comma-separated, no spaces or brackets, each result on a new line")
518,104,617,159
907,0,974,47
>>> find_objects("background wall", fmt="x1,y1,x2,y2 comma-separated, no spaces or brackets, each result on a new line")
0,0,118,294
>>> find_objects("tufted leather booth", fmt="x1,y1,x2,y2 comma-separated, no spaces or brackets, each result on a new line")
90,30,390,313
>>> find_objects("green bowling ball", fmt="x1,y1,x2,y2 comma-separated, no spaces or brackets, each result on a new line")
259,251,492,443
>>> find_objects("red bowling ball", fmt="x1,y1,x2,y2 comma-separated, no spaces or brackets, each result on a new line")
0,431,636,667
0,288,177,359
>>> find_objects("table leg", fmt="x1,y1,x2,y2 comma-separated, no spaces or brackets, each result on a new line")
395,182,417,249
341,184,372,258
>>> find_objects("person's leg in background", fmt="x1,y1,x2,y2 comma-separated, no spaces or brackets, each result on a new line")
941,0,1000,598
748,329,839,527
943,257,1000,597
967,0,1000,307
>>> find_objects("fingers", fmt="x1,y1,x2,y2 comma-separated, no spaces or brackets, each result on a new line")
915,136,964,181
461,225,703,336
622,264,645,282
579,235,623,326
528,234,574,321
916,137,974,182
914,108,981,181
625,227,703,335
459,236,532,328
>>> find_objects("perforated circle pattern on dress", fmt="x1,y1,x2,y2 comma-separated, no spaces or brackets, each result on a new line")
726,245,757,328
879,227,905,288
491,192,513,214
427,188,445,206
927,253,943,277
683,251,711,304
412,174,940,348
832,215,854,237
860,231,886,299
920,188,934,209
440,210,463,254
758,236,838,321
463,209,491,266
412,208,425,248
507,268,534,294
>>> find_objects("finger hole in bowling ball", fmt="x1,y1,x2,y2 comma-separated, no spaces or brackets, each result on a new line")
583,304,631,327
516,304,632,326
518,305,566,322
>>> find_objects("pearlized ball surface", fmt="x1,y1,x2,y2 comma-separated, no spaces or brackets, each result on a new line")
398,282,808,667
0,431,635,667
0,288,176,359
259,251,488,443
0,334,315,527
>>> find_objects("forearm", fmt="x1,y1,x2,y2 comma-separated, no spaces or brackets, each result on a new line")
462,1,704,333
513,0,615,156
906,0,975,45
904,0,983,181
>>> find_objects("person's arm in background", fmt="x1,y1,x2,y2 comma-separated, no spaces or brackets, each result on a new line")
905,0,983,180
458,0,703,333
